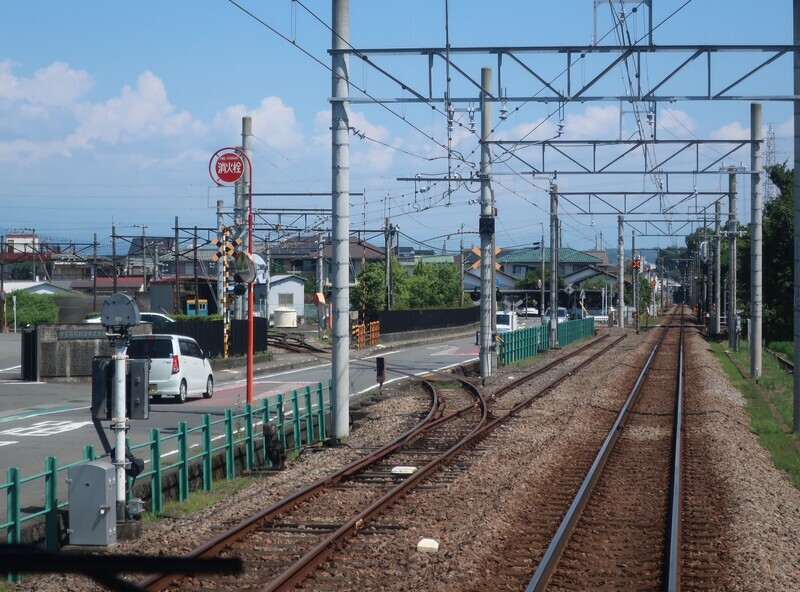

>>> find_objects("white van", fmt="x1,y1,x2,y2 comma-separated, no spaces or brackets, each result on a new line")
496,311,519,333
127,335,214,403
543,307,568,325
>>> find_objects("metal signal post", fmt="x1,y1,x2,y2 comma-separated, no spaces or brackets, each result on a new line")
210,147,255,405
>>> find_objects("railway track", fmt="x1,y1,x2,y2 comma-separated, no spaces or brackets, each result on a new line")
267,332,330,354
511,305,731,591
137,333,624,591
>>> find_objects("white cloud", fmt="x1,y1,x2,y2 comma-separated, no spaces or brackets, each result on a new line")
710,121,749,141
496,119,558,143
214,96,304,152
659,108,697,134
312,108,398,172
0,60,93,106
67,71,204,149
564,105,619,139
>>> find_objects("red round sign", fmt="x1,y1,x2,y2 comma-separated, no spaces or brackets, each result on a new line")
215,153,244,184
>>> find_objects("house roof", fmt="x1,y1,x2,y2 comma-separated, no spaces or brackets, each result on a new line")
463,268,518,289
267,236,384,261
583,250,611,266
71,277,144,290
1,280,79,295
271,274,307,285
498,247,602,265
416,255,456,265
127,236,175,257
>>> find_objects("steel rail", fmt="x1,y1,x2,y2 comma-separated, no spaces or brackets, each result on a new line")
263,378,488,591
266,334,623,591
525,309,680,592
266,332,329,354
666,308,686,592
140,334,625,591
137,379,445,591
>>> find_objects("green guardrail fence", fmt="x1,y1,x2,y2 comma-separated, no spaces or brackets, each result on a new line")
497,317,596,366
3,379,332,580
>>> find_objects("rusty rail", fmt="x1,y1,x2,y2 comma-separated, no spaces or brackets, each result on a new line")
525,307,685,591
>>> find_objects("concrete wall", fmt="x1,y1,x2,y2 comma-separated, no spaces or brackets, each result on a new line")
36,324,150,381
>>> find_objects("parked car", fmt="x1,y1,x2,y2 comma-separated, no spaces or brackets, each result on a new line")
127,334,213,403
139,312,176,331
496,311,519,333
84,311,175,330
543,306,568,325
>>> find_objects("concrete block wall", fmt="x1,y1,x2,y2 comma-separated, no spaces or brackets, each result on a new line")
36,324,150,381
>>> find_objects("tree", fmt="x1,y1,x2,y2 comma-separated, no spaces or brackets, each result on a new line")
700,163,792,341
397,261,462,309
761,163,793,340
515,269,544,291
9,264,33,281
351,260,388,315
8,291,58,326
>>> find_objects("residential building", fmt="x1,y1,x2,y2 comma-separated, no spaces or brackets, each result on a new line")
267,235,384,286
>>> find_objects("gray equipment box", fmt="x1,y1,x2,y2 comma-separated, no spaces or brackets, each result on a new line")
67,460,117,546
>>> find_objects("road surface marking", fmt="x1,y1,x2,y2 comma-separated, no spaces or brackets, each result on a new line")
0,420,94,437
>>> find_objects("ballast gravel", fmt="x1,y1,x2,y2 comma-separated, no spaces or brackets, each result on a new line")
11,328,800,591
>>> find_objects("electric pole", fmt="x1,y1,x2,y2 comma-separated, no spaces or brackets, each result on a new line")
728,169,738,351
549,184,559,348
750,102,763,381
478,66,494,379
617,215,625,328
331,0,351,438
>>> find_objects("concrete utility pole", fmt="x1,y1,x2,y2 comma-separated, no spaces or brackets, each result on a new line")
216,200,225,316
540,222,545,320
728,170,738,351
750,102,763,381
794,1,800,433
549,184,559,348
632,230,638,333
264,235,271,320
459,226,465,307
317,232,325,294
193,227,199,316
140,226,147,293
331,0,351,439
112,225,117,294
617,215,625,328
232,117,253,321
174,217,180,314
384,219,393,309
92,234,98,312
478,67,495,378
713,200,722,335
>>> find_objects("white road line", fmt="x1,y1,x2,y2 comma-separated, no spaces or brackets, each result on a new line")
354,357,479,396
361,350,404,360
0,365,21,373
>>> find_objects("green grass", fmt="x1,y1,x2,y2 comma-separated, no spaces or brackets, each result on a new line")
708,338,800,489
141,476,258,524
768,340,794,358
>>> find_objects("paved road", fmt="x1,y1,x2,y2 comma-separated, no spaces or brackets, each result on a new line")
0,332,480,518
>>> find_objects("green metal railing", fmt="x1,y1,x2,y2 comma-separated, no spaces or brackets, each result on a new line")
497,317,595,366
3,380,332,570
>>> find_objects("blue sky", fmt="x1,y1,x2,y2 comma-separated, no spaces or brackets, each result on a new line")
0,1,795,256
